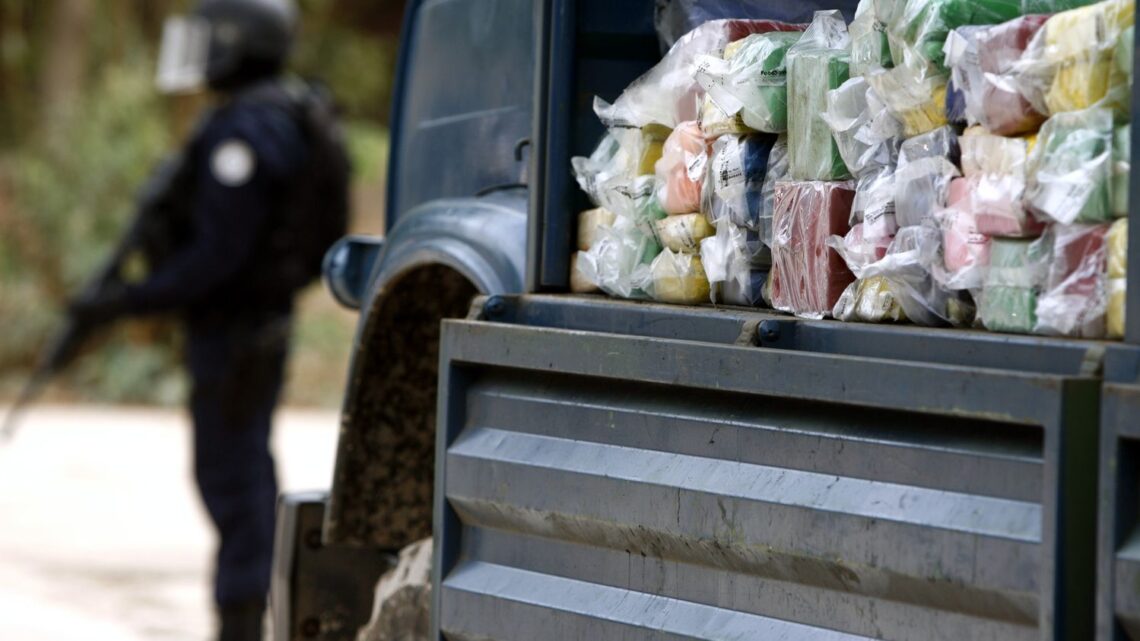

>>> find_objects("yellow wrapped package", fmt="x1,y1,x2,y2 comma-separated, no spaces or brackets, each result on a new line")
1108,218,1127,338
653,213,715,253
866,66,948,138
1026,0,1136,114
637,125,670,175
650,249,711,304
577,207,617,251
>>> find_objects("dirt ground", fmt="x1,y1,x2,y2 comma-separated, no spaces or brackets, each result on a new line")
0,404,340,641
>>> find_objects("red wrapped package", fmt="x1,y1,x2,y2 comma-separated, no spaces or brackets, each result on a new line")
770,181,856,318
975,15,1050,136
1036,223,1111,337
655,121,709,214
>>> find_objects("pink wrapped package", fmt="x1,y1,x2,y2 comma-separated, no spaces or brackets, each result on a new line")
968,175,1047,238
940,206,992,292
976,15,1050,136
655,121,709,214
1036,223,1111,337
771,181,856,318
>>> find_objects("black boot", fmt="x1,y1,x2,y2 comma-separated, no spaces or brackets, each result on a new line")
218,599,265,641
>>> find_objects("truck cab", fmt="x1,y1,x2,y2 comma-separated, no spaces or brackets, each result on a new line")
273,1,1140,640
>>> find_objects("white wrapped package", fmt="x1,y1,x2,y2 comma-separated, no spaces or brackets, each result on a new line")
827,222,893,279
895,127,961,228
595,19,808,129
578,207,617,251
865,64,949,138
936,203,991,291
860,225,975,327
854,168,899,238
700,221,769,305
1108,218,1127,338
820,76,904,179
757,136,790,246
654,213,715,253
577,218,661,299
960,129,1032,177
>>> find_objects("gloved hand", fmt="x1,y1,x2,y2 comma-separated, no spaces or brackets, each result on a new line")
68,284,130,326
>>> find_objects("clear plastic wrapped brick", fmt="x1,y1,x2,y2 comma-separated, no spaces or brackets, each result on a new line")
694,31,804,133
979,236,1051,333
787,11,853,181
821,76,904,179
578,207,617,251
596,19,807,129
853,168,900,237
1015,0,1135,117
866,65,949,138
1035,223,1110,337
895,127,962,228
770,180,856,317
701,221,771,305
654,213,715,253
570,252,601,294
833,276,909,322
646,249,712,304
699,95,753,138
577,218,661,299
937,201,992,291
655,121,709,215
702,133,779,232
1026,107,1114,225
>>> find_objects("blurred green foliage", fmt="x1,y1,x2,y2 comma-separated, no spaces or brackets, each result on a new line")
0,0,398,406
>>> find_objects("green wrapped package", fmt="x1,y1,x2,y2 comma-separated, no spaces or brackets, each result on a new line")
980,238,1051,334
787,12,852,181
1111,25,1134,118
1115,124,1131,217
1026,107,1114,225
695,32,802,133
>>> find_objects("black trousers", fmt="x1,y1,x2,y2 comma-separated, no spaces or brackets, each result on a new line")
186,314,290,606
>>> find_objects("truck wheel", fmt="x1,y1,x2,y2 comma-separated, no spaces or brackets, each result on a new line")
324,264,478,549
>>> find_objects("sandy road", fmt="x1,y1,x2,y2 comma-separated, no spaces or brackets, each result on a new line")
0,404,340,641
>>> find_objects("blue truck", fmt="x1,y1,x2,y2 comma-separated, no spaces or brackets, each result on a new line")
270,1,1140,639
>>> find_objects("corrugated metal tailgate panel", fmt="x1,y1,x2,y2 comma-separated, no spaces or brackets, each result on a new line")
1099,381,1140,640
434,319,1098,641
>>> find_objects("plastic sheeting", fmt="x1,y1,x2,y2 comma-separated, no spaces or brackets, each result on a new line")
597,19,807,129
895,126,962,227
1026,107,1114,225
850,0,895,77
695,31,803,133
570,252,601,293
701,221,770,305
770,180,856,317
577,218,661,300
653,0,849,51
787,11,853,180
655,121,709,214
757,136,790,246
960,130,1044,237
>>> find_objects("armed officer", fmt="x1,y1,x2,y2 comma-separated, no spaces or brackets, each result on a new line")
69,1,349,639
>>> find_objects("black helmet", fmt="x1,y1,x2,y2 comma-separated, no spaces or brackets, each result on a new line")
157,0,298,93
196,0,297,89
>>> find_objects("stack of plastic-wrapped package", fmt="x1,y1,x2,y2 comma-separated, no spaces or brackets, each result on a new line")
571,0,1134,340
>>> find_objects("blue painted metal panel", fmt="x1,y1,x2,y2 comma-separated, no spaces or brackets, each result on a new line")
433,297,1100,640
387,0,536,232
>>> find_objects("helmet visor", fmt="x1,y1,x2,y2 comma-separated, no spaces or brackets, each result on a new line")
156,16,211,94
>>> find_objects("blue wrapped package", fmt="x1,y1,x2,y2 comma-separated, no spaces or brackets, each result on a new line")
703,133,779,232
946,78,968,126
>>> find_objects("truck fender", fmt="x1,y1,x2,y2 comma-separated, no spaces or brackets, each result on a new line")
323,190,527,548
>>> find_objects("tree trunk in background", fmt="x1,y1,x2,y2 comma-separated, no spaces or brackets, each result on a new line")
40,0,93,137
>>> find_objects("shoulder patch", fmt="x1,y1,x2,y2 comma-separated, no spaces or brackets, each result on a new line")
210,139,257,187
